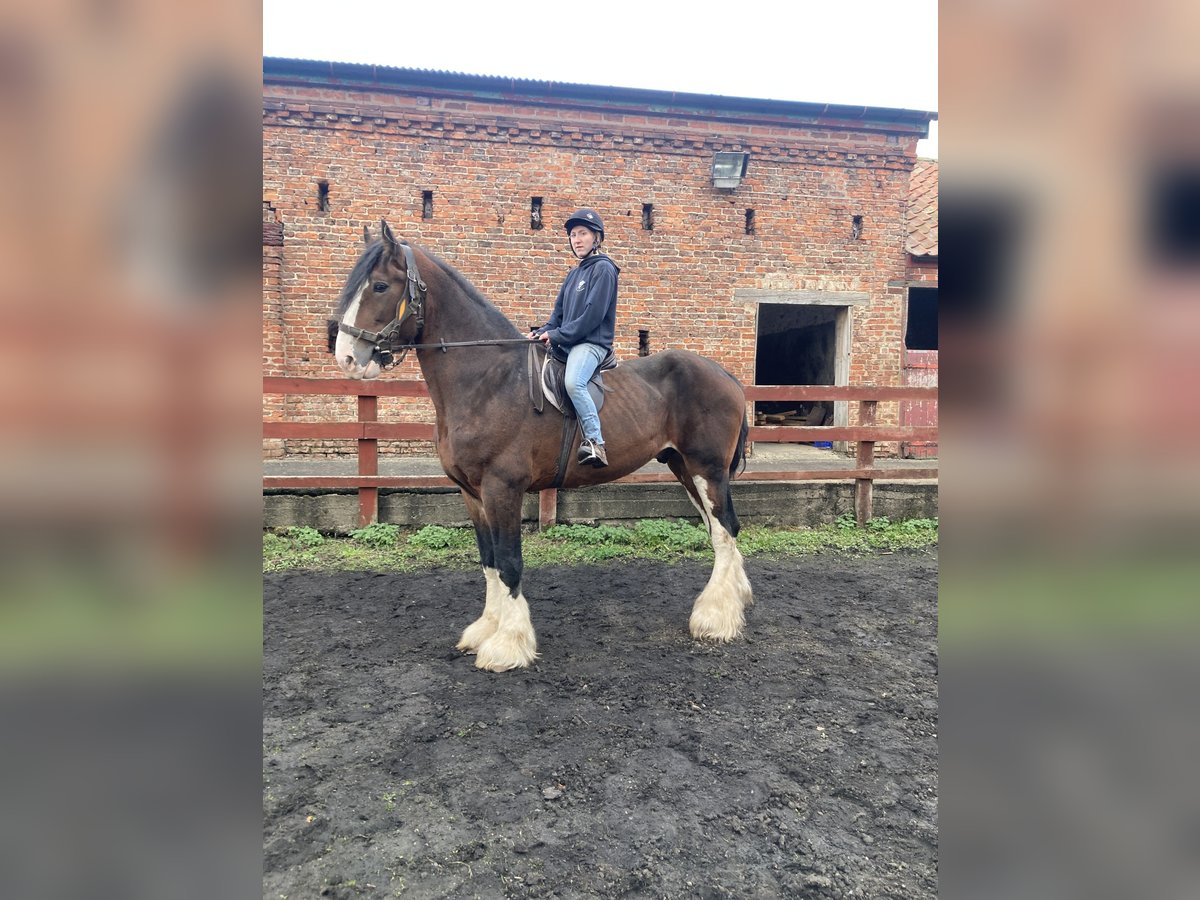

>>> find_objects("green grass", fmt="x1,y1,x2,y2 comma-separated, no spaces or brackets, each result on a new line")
263,517,937,573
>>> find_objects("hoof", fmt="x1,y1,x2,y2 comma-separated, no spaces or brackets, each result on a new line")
474,630,538,672
689,598,746,643
456,616,499,653
689,615,744,643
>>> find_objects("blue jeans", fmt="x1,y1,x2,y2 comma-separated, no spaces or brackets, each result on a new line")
564,342,607,444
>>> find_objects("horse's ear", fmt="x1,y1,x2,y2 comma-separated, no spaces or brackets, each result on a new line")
362,224,371,246
380,219,400,255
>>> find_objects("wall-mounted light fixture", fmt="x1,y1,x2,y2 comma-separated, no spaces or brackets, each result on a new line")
712,151,750,189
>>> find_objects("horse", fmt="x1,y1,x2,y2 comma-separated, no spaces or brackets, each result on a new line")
330,220,753,672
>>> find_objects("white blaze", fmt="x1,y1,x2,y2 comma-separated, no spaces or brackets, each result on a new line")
334,281,382,380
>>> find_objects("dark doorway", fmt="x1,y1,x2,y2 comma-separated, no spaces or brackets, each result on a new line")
755,304,838,423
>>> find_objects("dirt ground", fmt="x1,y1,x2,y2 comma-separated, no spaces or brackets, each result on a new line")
264,551,938,899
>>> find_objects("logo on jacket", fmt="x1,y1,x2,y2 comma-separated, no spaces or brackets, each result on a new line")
576,280,587,291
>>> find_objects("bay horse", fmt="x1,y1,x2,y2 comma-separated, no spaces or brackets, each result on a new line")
330,221,753,671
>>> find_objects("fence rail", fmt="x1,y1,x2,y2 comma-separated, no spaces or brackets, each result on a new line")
263,376,937,528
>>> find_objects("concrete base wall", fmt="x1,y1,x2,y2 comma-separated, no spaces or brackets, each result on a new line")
264,481,937,533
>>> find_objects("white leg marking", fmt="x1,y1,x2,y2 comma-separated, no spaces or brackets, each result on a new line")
688,476,753,641
457,567,503,653
682,483,708,523
474,587,539,672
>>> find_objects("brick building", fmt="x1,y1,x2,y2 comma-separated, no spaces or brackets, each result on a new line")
262,57,935,457
900,158,939,457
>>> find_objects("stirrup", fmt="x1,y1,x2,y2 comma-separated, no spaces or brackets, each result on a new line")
577,438,608,467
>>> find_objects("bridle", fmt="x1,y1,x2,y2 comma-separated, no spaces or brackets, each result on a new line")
336,241,534,370
336,242,428,369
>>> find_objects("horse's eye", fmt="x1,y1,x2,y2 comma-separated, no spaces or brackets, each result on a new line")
373,281,388,293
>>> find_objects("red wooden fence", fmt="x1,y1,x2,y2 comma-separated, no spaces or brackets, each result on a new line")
263,377,937,528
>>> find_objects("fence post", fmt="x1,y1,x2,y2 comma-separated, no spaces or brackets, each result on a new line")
538,488,558,530
855,399,877,526
358,394,378,527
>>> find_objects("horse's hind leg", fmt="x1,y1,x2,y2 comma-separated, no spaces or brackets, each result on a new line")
456,492,502,653
666,455,753,641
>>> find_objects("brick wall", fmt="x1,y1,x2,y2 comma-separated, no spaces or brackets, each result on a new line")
906,258,939,285
263,64,929,456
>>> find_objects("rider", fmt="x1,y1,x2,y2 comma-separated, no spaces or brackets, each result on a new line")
529,208,620,468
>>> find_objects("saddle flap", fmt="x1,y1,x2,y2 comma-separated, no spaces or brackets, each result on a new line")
540,352,611,415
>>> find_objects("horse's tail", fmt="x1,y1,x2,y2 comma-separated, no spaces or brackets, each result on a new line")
720,365,749,479
730,411,749,479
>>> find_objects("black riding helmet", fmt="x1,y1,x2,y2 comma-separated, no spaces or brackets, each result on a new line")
564,208,604,241
564,208,604,259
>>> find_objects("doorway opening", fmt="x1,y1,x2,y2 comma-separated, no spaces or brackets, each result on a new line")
754,303,845,434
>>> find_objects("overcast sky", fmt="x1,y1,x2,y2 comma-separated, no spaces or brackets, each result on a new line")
263,0,937,157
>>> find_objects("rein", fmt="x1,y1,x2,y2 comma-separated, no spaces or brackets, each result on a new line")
338,241,535,369
406,338,534,350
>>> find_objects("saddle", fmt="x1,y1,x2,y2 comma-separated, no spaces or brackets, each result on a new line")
527,343,618,487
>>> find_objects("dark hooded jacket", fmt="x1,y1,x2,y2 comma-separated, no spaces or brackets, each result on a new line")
535,253,619,355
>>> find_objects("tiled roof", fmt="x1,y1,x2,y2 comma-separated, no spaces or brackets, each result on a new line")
906,158,938,258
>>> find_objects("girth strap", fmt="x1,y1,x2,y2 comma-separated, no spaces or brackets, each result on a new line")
530,341,574,488
528,342,544,414
553,412,578,490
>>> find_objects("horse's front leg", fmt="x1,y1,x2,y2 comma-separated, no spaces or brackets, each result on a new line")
456,491,503,654
473,480,538,672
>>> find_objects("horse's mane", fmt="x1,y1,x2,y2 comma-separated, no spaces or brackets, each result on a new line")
421,246,522,337
333,241,385,317
334,240,520,337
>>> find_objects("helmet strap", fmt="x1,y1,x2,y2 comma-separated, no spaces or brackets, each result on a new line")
569,229,602,259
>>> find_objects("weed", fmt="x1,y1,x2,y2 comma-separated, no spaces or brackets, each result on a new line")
286,526,325,548
409,525,475,551
631,519,710,550
350,523,401,548
542,523,635,545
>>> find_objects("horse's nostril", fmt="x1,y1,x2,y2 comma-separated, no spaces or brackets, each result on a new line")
343,355,355,368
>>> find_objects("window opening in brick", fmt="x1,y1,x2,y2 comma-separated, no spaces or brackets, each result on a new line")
317,181,330,213
642,203,654,231
422,191,433,220
530,197,543,230
851,215,863,240
745,208,755,235
905,287,938,351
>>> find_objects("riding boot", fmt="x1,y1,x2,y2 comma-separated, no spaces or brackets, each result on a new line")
577,438,608,467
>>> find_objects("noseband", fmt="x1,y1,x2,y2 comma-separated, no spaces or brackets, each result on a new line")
337,242,428,369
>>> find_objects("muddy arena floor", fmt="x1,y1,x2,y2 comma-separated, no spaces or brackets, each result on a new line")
264,551,938,899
